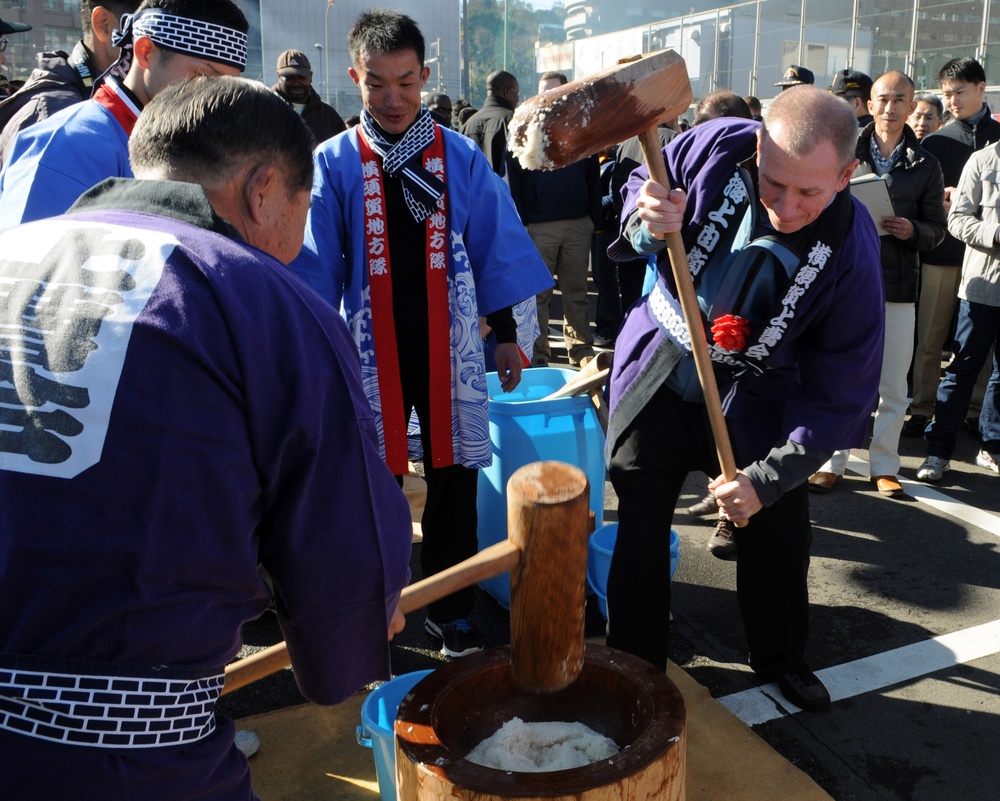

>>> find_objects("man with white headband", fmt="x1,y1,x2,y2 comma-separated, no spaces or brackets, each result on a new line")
0,0,248,226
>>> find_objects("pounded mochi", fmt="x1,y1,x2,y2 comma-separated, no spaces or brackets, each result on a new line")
465,716,619,772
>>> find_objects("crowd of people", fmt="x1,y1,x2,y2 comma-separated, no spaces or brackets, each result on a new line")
1,2,999,797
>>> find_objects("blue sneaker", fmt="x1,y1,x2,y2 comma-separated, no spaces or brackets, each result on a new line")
424,617,484,657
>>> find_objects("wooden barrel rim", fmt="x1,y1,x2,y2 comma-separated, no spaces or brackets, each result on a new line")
395,644,685,796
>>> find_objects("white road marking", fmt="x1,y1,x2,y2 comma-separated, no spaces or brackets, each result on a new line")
720,619,1000,726
717,454,1000,726
846,455,1000,537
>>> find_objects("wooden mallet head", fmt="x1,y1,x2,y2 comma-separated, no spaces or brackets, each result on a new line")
508,48,693,171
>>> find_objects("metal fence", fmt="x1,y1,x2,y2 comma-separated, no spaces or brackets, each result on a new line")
551,0,1000,100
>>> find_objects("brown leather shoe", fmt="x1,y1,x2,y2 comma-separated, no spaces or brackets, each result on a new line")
873,475,904,496
807,471,840,493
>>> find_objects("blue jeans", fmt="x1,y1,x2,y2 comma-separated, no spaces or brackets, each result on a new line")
926,299,1000,458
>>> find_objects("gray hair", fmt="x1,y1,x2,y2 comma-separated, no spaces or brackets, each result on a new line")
913,91,944,118
129,76,314,192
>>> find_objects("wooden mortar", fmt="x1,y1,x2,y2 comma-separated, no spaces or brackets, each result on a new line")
394,644,686,800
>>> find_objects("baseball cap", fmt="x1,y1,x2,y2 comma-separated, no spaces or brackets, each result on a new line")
0,18,32,35
775,65,815,87
829,69,873,98
277,49,311,77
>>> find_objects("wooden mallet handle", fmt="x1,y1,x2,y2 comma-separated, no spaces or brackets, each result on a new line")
221,540,520,695
637,129,745,526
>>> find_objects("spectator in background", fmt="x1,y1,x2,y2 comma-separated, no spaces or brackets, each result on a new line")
0,17,32,98
592,143,620,348
508,71,601,368
0,2,139,167
0,0,249,227
774,64,814,91
909,92,944,140
932,138,1000,479
461,69,519,176
908,57,1000,458
457,105,477,126
692,90,752,126
425,91,452,127
272,48,346,146
744,94,763,121
452,97,470,129
829,69,874,127
809,71,946,496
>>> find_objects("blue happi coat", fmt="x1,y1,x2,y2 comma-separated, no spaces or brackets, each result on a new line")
292,123,552,469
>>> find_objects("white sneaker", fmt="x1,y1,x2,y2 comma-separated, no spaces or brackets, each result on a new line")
916,456,950,483
976,450,999,475
234,729,260,758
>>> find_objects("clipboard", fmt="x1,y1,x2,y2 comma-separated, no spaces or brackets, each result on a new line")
850,173,896,235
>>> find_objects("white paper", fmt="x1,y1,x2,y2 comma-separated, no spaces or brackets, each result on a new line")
850,173,896,235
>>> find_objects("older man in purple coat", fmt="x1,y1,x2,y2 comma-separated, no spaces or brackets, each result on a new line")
605,87,885,712
0,77,412,800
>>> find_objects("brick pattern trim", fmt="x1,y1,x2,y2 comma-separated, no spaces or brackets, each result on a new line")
0,667,224,748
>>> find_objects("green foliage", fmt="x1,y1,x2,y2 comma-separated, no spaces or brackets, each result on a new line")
462,0,564,107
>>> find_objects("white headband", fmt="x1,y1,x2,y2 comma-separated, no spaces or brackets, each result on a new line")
115,9,247,72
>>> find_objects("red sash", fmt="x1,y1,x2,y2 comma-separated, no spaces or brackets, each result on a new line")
358,127,453,475
91,80,140,137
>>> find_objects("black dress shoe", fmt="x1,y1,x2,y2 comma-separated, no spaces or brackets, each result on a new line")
901,414,929,437
775,665,831,712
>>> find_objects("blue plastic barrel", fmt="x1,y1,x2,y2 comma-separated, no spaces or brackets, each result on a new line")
588,523,680,619
356,670,434,801
476,367,607,608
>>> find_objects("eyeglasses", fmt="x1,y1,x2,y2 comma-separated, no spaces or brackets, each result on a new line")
0,39,8,53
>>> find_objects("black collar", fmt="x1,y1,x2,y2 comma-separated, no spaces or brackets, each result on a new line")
69,178,242,241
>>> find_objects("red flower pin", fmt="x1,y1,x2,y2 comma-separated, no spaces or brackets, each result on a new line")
711,313,751,353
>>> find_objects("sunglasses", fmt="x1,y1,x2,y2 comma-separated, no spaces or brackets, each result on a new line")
0,39,7,53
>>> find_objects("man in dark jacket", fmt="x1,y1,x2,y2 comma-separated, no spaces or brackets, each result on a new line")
810,71,945,496
830,69,874,128
0,2,138,166
272,48,345,146
460,69,518,175
508,71,601,367
907,57,1000,450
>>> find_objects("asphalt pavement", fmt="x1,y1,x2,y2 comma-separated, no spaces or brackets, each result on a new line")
220,295,1000,801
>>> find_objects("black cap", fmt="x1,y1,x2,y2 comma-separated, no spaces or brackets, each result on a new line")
775,65,815,87
830,69,873,98
0,18,32,35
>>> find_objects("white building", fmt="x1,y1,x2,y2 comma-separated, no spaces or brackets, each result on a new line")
540,1,873,100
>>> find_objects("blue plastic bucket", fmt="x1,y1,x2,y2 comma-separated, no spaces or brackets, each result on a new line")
588,523,680,619
356,670,434,801
476,367,607,608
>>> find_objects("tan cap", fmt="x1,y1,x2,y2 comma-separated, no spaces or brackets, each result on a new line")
277,49,311,77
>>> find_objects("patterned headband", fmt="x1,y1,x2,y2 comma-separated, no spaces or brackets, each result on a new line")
113,9,247,71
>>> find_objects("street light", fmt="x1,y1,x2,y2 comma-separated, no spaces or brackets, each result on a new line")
324,0,335,105
314,43,324,100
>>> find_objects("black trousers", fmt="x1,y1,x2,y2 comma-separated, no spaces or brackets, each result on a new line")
607,380,812,675
398,368,478,624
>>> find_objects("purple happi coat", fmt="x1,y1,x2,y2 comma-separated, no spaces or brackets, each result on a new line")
0,180,413,800
608,117,885,465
